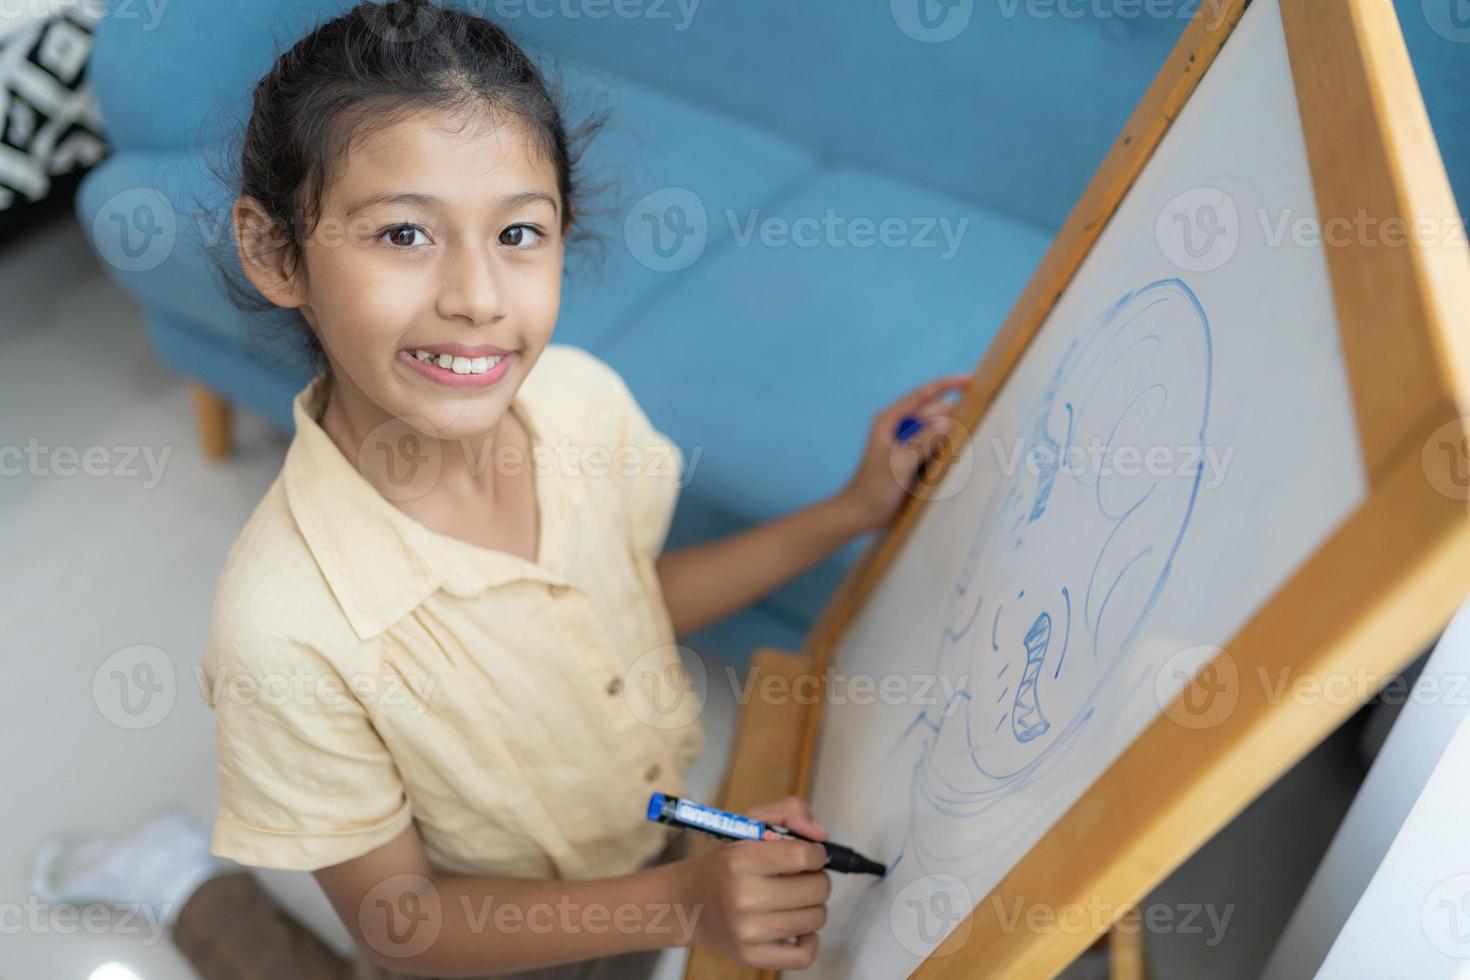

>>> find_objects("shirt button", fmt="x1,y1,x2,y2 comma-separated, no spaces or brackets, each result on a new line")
547,583,570,597
606,677,623,696
644,763,661,782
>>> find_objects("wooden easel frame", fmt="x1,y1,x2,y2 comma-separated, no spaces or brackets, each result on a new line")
687,0,1470,975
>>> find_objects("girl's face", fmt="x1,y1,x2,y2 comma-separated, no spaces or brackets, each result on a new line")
294,108,565,439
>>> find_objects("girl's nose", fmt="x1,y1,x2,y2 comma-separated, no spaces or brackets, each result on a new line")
436,243,507,326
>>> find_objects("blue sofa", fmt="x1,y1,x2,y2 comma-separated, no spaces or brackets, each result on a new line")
76,0,1468,666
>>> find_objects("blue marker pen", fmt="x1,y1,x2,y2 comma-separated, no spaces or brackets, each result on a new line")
646,792,886,877
894,415,924,442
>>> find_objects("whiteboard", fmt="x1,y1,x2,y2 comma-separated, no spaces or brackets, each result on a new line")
1315,712,1470,977
806,0,1368,975
1261,593,1470,979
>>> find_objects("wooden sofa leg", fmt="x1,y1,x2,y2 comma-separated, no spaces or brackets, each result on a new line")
191,384,233,460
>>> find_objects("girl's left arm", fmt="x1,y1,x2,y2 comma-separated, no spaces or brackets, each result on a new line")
654,373,970,638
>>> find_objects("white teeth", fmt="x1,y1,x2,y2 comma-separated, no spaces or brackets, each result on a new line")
411,350,506,375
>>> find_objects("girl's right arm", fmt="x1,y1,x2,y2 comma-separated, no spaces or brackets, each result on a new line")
313,819,832,976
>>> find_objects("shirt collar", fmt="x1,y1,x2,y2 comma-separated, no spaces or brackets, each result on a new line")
282,371,576,642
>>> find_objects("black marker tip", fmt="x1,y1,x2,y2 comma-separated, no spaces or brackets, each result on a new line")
822,842,888,877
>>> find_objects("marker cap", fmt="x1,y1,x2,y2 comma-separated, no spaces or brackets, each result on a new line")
646,791,666,822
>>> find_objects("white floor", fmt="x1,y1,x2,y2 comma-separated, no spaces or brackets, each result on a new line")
0,216,735,980
3,214,1381,979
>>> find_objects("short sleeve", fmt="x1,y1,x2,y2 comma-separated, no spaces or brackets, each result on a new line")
609,372,685,561
201,621,413,870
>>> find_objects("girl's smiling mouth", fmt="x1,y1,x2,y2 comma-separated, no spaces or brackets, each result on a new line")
400,344,515,388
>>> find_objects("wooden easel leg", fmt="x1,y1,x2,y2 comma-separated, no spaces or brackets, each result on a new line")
1108,906,1146,980
191,383,233,460
685,648,814,980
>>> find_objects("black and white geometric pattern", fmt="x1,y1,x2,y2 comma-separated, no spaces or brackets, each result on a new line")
0,1,108,221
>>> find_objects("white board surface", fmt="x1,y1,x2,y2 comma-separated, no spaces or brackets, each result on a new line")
806,0,1368,975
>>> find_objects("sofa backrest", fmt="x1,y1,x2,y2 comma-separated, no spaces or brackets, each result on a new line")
502,1,1187,229
90,0,1467,231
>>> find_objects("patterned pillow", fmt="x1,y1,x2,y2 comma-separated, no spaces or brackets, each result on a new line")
0,2,108,235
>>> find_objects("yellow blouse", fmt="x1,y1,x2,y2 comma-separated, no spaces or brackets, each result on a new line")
201,343,704,880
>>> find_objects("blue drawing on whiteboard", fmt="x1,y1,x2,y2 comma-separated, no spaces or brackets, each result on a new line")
875,277,1213,882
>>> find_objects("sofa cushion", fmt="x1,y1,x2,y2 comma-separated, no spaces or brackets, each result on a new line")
76,147,258,350
597,165,1054,624
534,57,819,350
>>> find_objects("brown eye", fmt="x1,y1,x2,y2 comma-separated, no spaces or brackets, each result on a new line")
500,224,542,248
381,224,426,248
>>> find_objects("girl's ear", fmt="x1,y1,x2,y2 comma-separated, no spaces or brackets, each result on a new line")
233,195,307,309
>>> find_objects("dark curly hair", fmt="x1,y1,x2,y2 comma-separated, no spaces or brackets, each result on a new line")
202,0,608,377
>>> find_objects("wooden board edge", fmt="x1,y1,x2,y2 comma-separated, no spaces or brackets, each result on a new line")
684,648,815,980
1280,0,1470,483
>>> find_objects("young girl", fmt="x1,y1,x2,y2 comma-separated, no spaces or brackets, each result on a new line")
203,1,967,975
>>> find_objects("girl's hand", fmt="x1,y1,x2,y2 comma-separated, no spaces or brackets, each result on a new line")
835,373,972,534
748,795,830,841
681,796,832,970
